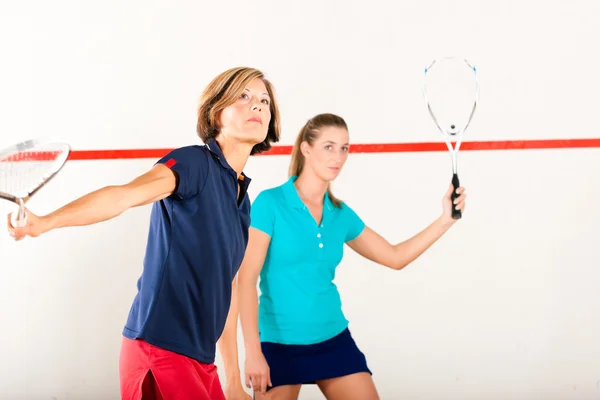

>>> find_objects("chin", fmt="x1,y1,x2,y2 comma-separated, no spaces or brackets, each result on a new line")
320,170,341,182
234,133,266,147
246,130,268,145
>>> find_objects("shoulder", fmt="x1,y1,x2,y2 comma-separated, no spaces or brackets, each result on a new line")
339,200,358,214
250,183,288,232
338,200,363,222
252,183,286,205
158,145,210,166
166,144,206,155
250,183,289,220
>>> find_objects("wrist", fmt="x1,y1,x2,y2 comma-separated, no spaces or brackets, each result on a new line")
245,342,263,357
225,373,242,386
40,214,56,234
438,214,456,229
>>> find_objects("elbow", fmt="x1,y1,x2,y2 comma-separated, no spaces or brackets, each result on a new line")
237,268,258,289
111,185,135,215
388,246,409,271
390,259,409,271
237,279,257,299
236,277,253,301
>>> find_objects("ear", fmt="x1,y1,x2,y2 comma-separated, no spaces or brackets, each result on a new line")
300,141,311,158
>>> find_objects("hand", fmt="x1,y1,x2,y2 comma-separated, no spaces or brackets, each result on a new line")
7,208,48,240
224,382,252,400
244,351,272,395
442,184,467,223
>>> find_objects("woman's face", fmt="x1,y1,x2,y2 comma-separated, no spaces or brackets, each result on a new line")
302,126,350,182
219,78,271,146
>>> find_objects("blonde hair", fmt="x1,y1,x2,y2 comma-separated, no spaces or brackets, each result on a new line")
196,66,281,155
289,113,348,208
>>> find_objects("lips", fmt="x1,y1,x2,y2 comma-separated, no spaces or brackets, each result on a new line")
248,116,262,124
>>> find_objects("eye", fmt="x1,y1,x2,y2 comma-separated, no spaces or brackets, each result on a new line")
325,145,333,150
240,92,249,100
342,146,349,152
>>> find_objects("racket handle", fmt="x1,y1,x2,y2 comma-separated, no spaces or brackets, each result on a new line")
10,206,28,241
451,173,462,220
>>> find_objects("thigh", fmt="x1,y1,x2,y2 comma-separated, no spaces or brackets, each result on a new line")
317,372,379,400
119,337,221,400
151,353,222,400
254,385,301,400
120,337,152,400
141,371,164,400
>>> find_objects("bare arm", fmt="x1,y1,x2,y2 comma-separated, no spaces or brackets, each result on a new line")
237,227,272,391
347,216,454,271
217,273,247,395
238,227,271,355
347,184,467,271
8,163,177,238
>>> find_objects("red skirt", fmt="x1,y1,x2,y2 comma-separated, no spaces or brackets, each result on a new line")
119,336,225,400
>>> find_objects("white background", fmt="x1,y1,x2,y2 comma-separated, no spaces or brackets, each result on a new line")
1,1,599,399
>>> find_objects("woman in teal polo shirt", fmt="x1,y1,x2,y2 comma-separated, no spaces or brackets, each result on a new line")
238,113,467,400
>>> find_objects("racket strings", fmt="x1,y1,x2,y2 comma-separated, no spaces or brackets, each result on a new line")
0,146,70,200
423,58,478,137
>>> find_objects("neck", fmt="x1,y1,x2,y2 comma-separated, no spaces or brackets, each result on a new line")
215,135,253,177
294,171,328,204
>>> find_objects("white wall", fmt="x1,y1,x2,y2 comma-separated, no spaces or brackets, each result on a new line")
1,1,599,399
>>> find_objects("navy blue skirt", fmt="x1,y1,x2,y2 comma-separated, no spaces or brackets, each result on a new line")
261,328,372,389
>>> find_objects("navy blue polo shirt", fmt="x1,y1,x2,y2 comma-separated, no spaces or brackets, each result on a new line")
122,140,252,364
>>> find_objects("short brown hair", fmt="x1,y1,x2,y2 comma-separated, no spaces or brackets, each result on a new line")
196,67,281,155
289,113,348,208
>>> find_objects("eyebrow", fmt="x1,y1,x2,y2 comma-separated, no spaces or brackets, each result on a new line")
324,140,350,145
244,88,270,97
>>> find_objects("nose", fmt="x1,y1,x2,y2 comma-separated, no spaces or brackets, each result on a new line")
251,100,262,112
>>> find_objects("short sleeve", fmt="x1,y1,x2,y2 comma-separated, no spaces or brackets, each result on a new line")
156,146,208,200
342,202,365,242
250,190,276,237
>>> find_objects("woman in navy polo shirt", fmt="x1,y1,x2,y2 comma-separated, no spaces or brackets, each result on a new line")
238,113,467,399
7,67,281,400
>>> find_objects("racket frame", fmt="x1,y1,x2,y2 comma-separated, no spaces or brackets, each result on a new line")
423,56,479,219
0,138,71,234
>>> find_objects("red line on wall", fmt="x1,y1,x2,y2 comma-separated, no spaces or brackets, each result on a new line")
65,138,600,160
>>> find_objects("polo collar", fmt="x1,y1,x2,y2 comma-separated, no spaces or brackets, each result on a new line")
206,140,251,184
283,176,334,211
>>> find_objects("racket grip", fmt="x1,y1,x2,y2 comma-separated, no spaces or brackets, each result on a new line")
10,208,28,241
451,173,462,220
11,207,27,228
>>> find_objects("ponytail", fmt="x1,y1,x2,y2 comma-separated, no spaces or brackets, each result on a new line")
288,126,306,178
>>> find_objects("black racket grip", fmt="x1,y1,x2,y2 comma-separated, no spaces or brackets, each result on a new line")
451,173,461,220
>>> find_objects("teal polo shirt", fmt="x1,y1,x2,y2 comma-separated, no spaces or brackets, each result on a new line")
250,176,365,345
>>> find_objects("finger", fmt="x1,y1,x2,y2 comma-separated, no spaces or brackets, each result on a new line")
268,372,272,388
453,193,467,204
252,374,261,392
6,212,22,231
261,374,269,393
7,214,24,239
7,214,15,237
455,186,465,195
255,374,263,391
245,374,251,389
